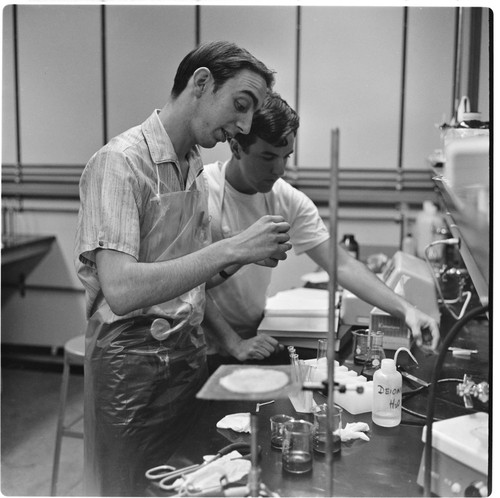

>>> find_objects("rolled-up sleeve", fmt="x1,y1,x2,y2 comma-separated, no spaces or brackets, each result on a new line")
77,148,142,268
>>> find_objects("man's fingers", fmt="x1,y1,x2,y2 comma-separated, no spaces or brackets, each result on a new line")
254,258,279,268
276,232,291,243
274,221,291,233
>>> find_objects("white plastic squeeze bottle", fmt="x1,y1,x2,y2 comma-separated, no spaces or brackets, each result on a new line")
372,358,401,427
372,347,417,427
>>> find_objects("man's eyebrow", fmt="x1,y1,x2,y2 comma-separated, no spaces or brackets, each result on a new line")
241,90,259,109
262,149,294,157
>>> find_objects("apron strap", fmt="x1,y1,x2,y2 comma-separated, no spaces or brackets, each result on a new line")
206,161,228,241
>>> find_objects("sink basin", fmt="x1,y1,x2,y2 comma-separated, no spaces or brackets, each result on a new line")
2,234,56,266
1,235,56,296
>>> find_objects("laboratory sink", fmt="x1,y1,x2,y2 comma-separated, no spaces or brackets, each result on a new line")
1,235,56,296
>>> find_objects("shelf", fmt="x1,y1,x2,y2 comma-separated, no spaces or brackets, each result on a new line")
433,176,489,305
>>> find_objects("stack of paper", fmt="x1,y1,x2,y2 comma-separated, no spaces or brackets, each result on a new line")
257,288,339,349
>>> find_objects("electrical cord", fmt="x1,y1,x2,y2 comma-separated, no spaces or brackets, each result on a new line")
401,377,463,422
423,304,489,497
423,238,474,321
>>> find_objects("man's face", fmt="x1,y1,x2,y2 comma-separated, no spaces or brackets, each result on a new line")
235,133,295,194
194,69,268,149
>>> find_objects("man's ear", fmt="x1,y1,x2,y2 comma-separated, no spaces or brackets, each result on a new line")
229,139,241,159
192,67,212,97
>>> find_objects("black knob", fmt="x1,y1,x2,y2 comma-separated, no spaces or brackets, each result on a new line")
464,480,488,497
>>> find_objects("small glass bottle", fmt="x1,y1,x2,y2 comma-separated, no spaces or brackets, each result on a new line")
362,330,385,380
341,234,359,259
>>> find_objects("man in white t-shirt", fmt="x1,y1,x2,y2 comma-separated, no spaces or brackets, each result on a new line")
203,92,440,369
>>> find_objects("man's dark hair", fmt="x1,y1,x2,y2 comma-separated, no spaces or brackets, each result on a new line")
171,41,275,98
235,92,300,151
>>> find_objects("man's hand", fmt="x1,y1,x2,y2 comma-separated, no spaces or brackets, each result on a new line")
253,255,281,268
404,307,440,352
231,215,292,266
231,333,284,361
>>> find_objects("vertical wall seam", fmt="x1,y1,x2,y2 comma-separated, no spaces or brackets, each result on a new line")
13,5,21,168
294,6,301,168
397,7,408,171
101,5,108,145
452,7,463,121
195,5,200,46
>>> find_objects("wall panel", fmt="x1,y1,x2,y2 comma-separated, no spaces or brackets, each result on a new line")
299,7,403,169
17,5,103,165
403,8,455,169
2,5,17,164
106,5,196,139
199,5,297,165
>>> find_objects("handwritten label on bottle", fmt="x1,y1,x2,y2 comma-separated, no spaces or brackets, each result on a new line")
376,384,401,409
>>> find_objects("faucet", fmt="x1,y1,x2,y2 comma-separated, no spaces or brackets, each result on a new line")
457,374,489,408
439,266,469,298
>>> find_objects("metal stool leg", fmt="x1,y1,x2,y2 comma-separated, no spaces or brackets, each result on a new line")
50,353,71,496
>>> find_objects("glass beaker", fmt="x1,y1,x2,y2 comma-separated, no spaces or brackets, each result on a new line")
351,329,370,365
362,330,385,380
282,420,314,474
270,414,294,450
312,404,342,454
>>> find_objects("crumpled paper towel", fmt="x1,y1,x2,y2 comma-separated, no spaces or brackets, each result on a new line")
339,421,370,441
173,450,250,492
216,413,251,433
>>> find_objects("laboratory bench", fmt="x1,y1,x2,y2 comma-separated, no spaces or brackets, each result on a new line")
146,314,490,498
148,397,423,497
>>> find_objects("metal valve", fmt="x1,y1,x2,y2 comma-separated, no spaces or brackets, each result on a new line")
456,374,489,408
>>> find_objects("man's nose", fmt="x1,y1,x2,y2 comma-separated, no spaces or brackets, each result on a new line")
273,159,286,176
236,112,253,135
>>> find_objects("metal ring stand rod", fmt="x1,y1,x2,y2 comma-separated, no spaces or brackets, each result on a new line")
249,413,260,497
326,128,340,497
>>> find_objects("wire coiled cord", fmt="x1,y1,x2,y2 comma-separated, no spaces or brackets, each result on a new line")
423,304,489,496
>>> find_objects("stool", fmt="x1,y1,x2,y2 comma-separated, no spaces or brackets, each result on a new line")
50,335,85,496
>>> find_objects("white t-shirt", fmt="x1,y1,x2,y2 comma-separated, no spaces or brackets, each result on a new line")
204,160,329,352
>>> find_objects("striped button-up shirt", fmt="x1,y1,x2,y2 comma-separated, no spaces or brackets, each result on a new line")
74,110,204,319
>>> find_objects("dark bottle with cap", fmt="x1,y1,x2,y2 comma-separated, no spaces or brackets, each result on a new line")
341,234,359,259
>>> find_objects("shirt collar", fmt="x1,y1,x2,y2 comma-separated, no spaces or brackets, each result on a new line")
141,110,203,175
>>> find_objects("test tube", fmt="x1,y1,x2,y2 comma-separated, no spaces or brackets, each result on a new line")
290,353,300,383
